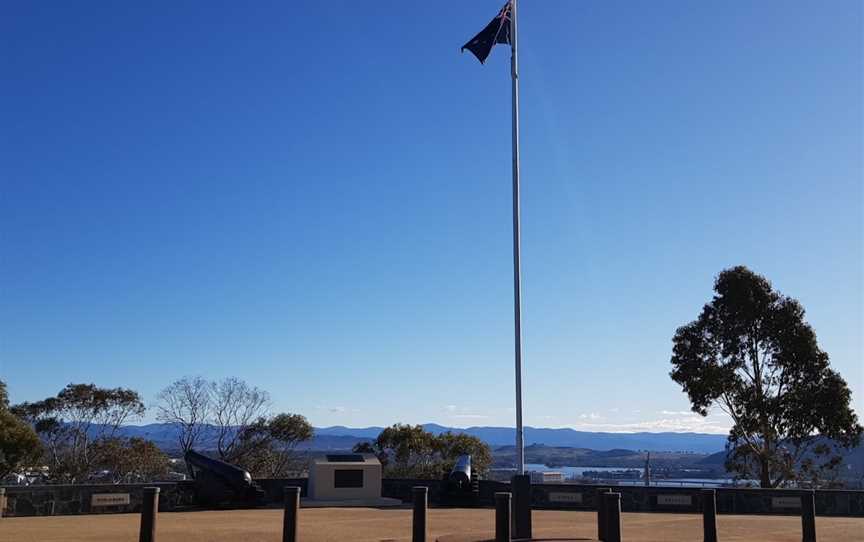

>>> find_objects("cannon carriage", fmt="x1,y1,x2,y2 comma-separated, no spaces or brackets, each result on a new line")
185,450,266,506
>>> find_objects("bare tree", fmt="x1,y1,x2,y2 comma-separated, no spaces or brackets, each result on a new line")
210,377,270,461
155,376,212,455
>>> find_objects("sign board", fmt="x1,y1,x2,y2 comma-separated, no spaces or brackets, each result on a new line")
772,497,801,509
657,494,692,506
548,492,583,504
91,493,131,507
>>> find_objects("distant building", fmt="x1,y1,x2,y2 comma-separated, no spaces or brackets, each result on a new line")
530,471,565,484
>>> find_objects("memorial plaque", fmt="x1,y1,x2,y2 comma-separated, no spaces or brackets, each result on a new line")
91,493,131,507
549,492,582,504
657,494,692,506
333,469,364,488
772,496,801,509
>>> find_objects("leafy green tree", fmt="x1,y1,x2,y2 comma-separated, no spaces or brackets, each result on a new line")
0,379,43,478
354,424,492,479
0,379,8,409
93,437,170,483
371,424,439,478
436,432,492,475
12,383,145,483
0,410,43,478
670,266,862,488
232,413,313,477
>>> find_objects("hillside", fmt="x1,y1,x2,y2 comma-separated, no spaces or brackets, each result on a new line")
76,422,864,482
493,444,711,470
313,424,729,453
111,422,728,454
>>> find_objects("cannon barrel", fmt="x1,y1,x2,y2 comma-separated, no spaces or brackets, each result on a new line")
449,454,472,487
185,449,253,493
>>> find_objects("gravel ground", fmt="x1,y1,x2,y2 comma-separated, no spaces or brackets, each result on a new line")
1,507,862,541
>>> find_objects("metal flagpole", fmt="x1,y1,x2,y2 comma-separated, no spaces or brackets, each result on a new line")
509,0,525,476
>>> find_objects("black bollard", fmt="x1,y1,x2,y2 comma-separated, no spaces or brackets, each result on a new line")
283,486,301,542
412,486,428,542
603,492,622,542
495,492,512,542
139,487,159,542
511,474,532,539
702,489,718,542
801,490,816,542
596,487,611,541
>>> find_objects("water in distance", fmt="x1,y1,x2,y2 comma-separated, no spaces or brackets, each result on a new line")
523,463,741,488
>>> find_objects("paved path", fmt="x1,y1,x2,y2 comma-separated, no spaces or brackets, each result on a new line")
1,507,862,541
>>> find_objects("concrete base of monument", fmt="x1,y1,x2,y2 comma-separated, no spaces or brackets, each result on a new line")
300,497,403,508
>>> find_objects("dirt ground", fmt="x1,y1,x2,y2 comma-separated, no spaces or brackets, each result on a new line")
1,507,862,542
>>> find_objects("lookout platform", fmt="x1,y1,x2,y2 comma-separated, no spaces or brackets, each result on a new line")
1,507,861,541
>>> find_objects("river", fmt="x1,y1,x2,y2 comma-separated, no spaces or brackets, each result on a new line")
523,463,741,488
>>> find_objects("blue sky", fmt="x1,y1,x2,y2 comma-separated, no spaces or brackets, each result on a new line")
2,1,861,434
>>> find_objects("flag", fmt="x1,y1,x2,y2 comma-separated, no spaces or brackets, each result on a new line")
461,1,512,64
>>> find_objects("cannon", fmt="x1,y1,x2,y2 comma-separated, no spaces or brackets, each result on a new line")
449,454,472,488
441,454,480,505
184,450,266,506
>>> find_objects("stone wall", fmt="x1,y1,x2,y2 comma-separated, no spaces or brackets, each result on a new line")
381,478,446,504
255,478,308,502
516,483,864,517
361,478,864,517
257,478,448,506
4,479,862,518
1,482,196,517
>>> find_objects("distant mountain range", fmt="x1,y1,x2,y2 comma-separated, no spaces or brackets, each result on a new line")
113,422,729,454
91,423,864,479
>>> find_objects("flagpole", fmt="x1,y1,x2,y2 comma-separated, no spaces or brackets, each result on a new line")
510,0,525,476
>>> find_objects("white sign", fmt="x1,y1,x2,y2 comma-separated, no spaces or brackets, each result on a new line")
772,497,801,509
657,494,692,506
91,493,131,507
549,492,582,504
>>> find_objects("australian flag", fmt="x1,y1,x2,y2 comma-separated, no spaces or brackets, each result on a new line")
461,1,512,64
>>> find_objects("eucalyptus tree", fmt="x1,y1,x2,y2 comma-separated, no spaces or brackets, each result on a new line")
670,266,861,488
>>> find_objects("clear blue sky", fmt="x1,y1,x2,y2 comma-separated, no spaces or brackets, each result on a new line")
2,1,861,434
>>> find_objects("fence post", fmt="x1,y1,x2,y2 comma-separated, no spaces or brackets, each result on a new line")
511,474,532,540
702,489,718,542
495,492,512,542
412,486,428,542
283,486,301,542
0,487,5,519
801,490,816,542
596,487,611,541
603,492,622,542
138,487,159,542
